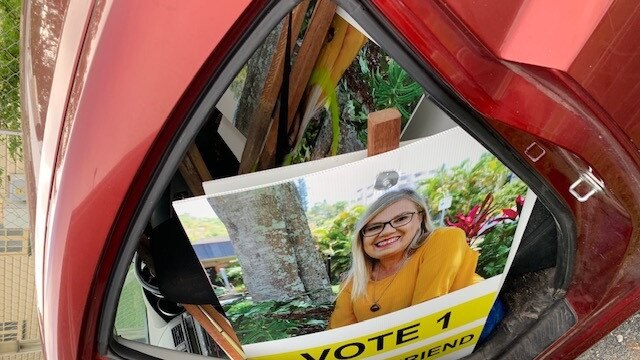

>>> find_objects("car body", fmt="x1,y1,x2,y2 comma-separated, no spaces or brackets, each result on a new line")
20,0,640,359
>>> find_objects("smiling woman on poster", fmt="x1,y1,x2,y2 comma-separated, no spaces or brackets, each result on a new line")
329,188,484,328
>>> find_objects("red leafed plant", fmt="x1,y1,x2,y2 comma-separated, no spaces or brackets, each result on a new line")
446,193,524,245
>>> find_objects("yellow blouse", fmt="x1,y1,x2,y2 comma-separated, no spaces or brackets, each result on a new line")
329,227,483,328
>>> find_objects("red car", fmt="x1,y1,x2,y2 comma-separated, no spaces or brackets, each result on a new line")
20,0,640,359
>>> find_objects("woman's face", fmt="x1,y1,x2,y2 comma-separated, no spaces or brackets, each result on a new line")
362,199,422,262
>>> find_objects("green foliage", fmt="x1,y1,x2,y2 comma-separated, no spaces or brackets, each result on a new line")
311,67,341,156
177,215,229,242
306,201,348,228
223,298,332,343
477,222,517,278
229,66,247,100
0,0,23,159
312,204,365,283
335,43,424,147
288,139,313,164
115,267,147,336
222,260,244,288
371,57,424,123
493,178,528,211
286,67,341,164
357,46,371,76
291,42,424,158
418,153,526,220
340,78,369,144
415,153,525,280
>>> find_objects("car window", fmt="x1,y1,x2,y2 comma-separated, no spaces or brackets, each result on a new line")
108,1,567,359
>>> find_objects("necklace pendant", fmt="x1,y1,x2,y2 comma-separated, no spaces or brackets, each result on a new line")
370,303,381,312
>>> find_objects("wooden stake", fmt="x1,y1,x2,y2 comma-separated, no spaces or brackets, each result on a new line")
183,304,245,359
287,0,337,130
239,1,310,174
258,0,336,170
367,108,401,156
179,144,213,196
178,144,213,196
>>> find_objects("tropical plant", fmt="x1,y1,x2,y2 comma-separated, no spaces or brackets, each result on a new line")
446,193,523,278
446,193,497,243
222,260,244,288
418,153,527,220
446,193,524,244
477,222,518,278
493,176,528,211
313,204,365,283
223,298,332,343
339,78,369,144
370,57,423,123
306,201,348,228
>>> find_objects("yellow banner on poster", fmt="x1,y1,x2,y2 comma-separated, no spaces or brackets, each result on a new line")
249,293,494,360
388,326,483,360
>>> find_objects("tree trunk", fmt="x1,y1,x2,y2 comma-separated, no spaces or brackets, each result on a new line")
311,109,365,160
208,182,333,304
277,183,334,303
233,22,284,136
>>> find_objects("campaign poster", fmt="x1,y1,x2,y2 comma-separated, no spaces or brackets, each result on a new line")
174,128,534,359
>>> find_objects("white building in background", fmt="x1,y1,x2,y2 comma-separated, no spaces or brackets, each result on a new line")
0,136,43,359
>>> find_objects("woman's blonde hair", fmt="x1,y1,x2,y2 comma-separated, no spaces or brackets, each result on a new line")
346,188,435,300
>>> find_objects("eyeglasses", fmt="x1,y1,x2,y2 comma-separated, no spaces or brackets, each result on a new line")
361,211,423,237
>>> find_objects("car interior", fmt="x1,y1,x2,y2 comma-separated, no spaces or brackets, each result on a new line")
101,1,576,359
